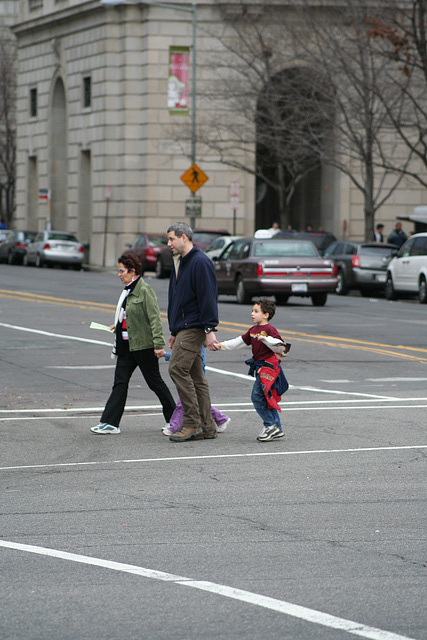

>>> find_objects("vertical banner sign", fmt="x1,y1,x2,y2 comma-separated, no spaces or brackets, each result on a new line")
168,46,190,114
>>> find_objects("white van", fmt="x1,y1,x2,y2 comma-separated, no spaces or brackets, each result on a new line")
385,233,427,303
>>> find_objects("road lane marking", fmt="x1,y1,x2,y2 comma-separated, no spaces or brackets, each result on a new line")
1,301,427,361
0,322,112,346
1,445,426,471
1,397,427,415
1,321,420,396
0,540,417,640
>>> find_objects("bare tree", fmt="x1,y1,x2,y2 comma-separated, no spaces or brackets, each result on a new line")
171,3,330,228
365,0,427,188
0,29,16,228
172,1,415,238
286,0,415,240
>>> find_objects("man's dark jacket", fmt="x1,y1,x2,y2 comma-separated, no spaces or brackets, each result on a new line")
168,245,219,336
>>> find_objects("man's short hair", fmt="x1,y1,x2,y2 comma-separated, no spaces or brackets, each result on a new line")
255,297,276,321
167,222,193,241
376,223,384,230
118,251,142,275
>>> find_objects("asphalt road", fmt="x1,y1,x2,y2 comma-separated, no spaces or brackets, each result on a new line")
0,263,426,640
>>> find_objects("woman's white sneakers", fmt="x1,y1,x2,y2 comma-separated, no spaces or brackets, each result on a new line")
90,423,121,434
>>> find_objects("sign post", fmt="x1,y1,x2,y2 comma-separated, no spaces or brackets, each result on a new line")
39,188,51,230
230,181,239,235
181,163,208,227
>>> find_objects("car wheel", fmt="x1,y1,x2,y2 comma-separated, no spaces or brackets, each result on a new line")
384,274,396,300
235,276,252,305
311,292,328,306
275,294,289,305
419,276,427,304
35,254,44,268
23,253,29,266
155,258,166,279
335,269,348,295
7,252,14,265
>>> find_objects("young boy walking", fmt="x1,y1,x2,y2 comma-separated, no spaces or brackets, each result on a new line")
216,297,288,442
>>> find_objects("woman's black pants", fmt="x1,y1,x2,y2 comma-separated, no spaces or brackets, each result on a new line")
101,348,176,427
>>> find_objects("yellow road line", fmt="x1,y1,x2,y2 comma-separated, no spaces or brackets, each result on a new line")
1,289,426,362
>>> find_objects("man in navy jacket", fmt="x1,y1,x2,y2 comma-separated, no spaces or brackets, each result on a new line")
166,222,219,442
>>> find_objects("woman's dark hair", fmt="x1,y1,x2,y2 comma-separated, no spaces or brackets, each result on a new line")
118,251,142,275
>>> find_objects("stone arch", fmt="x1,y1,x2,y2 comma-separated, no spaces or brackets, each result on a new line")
49,76,68,231
255,65,332,232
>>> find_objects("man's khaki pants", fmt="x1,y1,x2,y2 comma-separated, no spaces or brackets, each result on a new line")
168,328,216,432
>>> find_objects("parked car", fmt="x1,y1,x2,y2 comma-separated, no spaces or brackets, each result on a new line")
0,230,37,265
25,230,85,269
275,231,337,255
155,229,230,278
204,235,241,260
214,237,338,305
323,241,398,296
124,233,168,274
384,232,427,303
0,230,13,247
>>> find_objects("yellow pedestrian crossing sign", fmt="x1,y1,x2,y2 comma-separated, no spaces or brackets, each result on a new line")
181,163,209,193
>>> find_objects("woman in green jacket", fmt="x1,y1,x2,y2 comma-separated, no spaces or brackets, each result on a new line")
91,252,175,434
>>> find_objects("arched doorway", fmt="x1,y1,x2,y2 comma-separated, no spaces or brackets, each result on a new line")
255,66,330,232
49,77,68,231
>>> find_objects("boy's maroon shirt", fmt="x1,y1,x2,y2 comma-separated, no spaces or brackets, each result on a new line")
241,323,283,361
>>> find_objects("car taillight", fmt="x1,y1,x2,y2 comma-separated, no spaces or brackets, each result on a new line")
351,255,360,267
332,263,338,276
256,264,264,276
43,243,50,250
146,247,154,257
79,246,85,253
15,243,26,248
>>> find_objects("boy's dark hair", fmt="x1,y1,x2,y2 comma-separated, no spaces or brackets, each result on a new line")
118,251,143,275
255,297,276,321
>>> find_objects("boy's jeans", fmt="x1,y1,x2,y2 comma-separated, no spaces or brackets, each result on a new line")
251,374,282,429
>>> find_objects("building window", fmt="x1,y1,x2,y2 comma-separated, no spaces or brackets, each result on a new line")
29,0,43,11
83,77,91,108
30,88,37,117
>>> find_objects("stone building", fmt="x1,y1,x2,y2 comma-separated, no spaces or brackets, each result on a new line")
11,0,425,266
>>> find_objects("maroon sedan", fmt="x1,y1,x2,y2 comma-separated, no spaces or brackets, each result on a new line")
214,237,338,305
125,233,168,274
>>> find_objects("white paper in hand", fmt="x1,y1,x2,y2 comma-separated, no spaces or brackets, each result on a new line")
90,322,114,333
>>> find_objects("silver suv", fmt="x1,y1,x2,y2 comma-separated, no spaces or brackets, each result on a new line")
385,232,427,303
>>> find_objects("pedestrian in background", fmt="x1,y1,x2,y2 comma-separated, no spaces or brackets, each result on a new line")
166,222,219,442
91,252,176,435
374,223,384,242
387,222,408,248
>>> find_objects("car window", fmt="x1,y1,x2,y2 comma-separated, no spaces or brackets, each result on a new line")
218,243,235,260
224,239,248,260
399,238,414,258
148,236,167,246
193,232,221,245
207,238,224,250
253,240,318,257
325,242,344,256
49,232,79,242
410,237,427,256
344,243,357,255
24,232,37,242
134,236,145,247
359,246,397,258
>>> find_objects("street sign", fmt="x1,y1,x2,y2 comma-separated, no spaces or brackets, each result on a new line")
38,188,50,200
230,181,239,209
181,163,208,193
185,196,202,218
